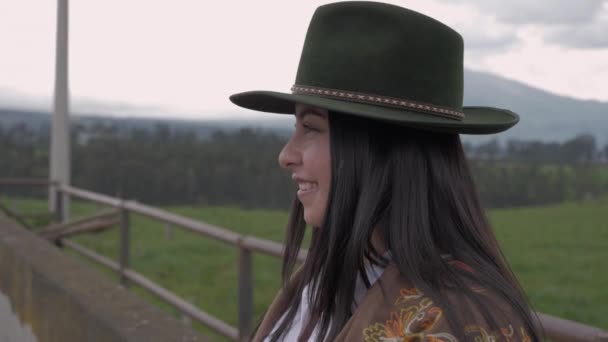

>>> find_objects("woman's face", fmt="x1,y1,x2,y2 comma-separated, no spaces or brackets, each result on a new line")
278,103,331,227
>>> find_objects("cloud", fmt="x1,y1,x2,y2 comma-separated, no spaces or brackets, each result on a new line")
442,0,605,25
462,31,518,51
545,5,608,48
467,27,608,103
425,2,520,52
547,22,608,48
439,1,608,49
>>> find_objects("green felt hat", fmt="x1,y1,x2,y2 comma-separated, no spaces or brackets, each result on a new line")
230,1,519,134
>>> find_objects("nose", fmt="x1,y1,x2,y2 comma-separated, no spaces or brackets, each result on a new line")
278,135,300,170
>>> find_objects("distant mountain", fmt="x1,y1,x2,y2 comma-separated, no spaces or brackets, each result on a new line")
1,69,607,144
463,70,608,145
0,109,50,128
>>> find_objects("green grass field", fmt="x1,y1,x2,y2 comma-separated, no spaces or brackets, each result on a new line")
2,196,607,340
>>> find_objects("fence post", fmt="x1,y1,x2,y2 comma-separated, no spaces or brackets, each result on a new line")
119,205,130,287
238,246,253,341
54,187,64,223
61,190,70,223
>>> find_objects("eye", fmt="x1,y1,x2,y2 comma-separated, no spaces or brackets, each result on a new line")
302,122,319,133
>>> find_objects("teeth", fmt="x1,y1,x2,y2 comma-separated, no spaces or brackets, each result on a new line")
298,182,316,191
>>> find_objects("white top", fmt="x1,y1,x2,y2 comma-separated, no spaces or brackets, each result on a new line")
264,261,386,341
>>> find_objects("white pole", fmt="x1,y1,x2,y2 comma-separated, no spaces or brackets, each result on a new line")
49,0,70,222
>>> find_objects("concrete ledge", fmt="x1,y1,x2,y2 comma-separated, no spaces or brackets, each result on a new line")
0,216,208,342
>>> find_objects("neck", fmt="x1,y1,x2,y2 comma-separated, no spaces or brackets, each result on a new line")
371,225,387,255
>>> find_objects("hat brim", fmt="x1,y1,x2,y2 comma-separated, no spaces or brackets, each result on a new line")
230,90,518,134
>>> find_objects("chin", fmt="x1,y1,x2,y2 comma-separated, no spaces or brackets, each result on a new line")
303,212,323,228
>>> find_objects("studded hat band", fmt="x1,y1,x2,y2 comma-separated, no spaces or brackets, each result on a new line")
291,84,465,121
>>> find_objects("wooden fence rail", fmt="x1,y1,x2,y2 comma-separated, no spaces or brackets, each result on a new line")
1,178,607,341
39,209,119,242
53,183,305,341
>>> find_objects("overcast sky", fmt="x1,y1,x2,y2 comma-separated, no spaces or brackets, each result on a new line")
1,0,607,118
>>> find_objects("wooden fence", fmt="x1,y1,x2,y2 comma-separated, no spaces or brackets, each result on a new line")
0,178,607,341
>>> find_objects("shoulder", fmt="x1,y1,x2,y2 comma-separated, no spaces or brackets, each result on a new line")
354,265,533,342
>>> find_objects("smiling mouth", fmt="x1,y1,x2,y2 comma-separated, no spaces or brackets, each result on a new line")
297,181,317,195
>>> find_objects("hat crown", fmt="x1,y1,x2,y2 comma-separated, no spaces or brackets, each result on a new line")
229,1,519,135
295,1,464,110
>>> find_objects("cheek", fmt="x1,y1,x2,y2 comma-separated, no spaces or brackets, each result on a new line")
302,137,331,182
306,144,331,190
313,146,332,220
300,133,331,227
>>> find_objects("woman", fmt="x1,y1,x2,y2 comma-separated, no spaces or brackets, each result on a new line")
230,2,543,341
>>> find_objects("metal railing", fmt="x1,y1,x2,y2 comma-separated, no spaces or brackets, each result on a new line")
1,178,607,341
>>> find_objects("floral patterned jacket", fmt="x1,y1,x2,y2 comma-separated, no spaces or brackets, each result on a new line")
252,264,533,341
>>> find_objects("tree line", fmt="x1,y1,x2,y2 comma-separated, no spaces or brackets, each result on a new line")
464,133,606,164
1,122,607,209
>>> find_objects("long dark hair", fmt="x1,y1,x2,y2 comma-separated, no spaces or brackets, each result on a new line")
266,111,542,341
